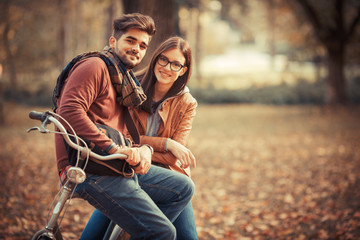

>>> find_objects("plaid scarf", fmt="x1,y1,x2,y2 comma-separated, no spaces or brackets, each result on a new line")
100,46,147,107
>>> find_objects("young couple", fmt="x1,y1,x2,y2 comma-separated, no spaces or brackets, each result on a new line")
55,13,198,239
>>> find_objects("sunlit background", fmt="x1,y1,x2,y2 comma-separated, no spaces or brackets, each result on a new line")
1,0,360,109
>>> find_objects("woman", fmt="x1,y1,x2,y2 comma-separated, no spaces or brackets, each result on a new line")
81,36,198,240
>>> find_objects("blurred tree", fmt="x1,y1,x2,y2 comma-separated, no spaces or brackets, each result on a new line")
58,0,67,67
191,0,202,82
0,0,119,103
122,0,178,70
218,0,254,43
0,0,20,93
0,0,59,96
292,0,360,104
106,0,117,40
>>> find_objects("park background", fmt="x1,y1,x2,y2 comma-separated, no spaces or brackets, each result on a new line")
0,0,360,239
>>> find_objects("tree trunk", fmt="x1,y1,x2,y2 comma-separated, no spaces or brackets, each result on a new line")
58,0,66,67
1,0,18,94
194,7,202,83
106,0,116,42
122,0,177,71
122,0,140,13
292,0,358,105
267,0,276,70
326,44,347,104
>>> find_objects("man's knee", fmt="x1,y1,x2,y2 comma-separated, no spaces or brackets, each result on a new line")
153,222,176,240
182,175,195,200
165,223,177,240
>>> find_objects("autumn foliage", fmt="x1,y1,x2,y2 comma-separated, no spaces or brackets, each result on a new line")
0,103,360,239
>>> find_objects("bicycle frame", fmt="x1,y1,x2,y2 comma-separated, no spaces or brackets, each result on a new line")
28,110,127,240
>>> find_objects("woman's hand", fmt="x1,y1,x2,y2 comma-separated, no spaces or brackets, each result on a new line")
166,139,196,168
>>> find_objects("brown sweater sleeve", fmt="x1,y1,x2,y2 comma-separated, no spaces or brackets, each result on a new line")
55,57,121,172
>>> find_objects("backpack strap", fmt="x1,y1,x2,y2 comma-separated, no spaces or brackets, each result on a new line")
123,106,140,144
52,53,87,113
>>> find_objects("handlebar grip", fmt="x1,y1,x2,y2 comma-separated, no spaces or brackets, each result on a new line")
29,111,46,121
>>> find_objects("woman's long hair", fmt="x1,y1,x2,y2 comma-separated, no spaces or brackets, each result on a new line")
137,36,192,113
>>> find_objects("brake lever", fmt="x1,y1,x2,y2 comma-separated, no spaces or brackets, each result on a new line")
27,115,51,133
27,127,41,133
39,116,51,133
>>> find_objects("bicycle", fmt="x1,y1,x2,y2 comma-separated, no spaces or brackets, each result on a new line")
28,110,128,240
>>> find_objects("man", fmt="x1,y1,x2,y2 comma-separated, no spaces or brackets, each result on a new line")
55,13,194,239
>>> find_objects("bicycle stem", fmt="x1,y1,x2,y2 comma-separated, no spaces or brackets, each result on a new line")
46,183,75,231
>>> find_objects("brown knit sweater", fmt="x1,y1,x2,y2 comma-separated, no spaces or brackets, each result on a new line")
55,57,125,172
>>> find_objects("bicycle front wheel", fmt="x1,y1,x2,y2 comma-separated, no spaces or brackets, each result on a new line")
31,229,55,240
31,226,63,240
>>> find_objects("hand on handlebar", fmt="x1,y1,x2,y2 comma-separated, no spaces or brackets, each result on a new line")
132,145,153,175
108,145,153,175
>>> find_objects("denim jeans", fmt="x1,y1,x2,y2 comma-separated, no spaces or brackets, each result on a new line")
75,165,194,240
80,201,198,240
80,209,110,240
173,201,198,240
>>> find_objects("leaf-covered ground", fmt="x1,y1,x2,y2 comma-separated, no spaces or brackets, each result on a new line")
0,103,359,239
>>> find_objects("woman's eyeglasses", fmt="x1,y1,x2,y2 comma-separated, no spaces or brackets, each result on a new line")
157,55,184,72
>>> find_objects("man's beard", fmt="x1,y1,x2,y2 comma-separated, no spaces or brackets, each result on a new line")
118,49,139,69
122,60,136,69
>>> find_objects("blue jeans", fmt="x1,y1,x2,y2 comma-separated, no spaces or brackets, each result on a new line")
173,201,198,240
81,202,198,240
75,165,194,240
80,209,110,239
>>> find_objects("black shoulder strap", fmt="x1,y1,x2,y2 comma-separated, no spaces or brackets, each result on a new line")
123,106,140,144
52,53,86,112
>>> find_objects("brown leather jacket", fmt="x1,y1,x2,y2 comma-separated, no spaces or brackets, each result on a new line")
129,88,197,176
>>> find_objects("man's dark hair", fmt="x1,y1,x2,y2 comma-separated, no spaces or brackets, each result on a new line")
113,13,156,39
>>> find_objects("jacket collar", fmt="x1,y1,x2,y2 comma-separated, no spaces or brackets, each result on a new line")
162,86,190,103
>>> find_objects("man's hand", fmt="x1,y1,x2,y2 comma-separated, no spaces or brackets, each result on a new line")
167,139,196,168
109,145,152,175
132,145,152,175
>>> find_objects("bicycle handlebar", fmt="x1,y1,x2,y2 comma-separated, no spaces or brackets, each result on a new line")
28,110,127,161
29,111,47,121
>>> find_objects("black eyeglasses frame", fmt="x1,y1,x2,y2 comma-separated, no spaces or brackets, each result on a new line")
157,55,184,72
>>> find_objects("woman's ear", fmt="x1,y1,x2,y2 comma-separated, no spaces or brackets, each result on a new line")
109,36,116,48
179,66,188,76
